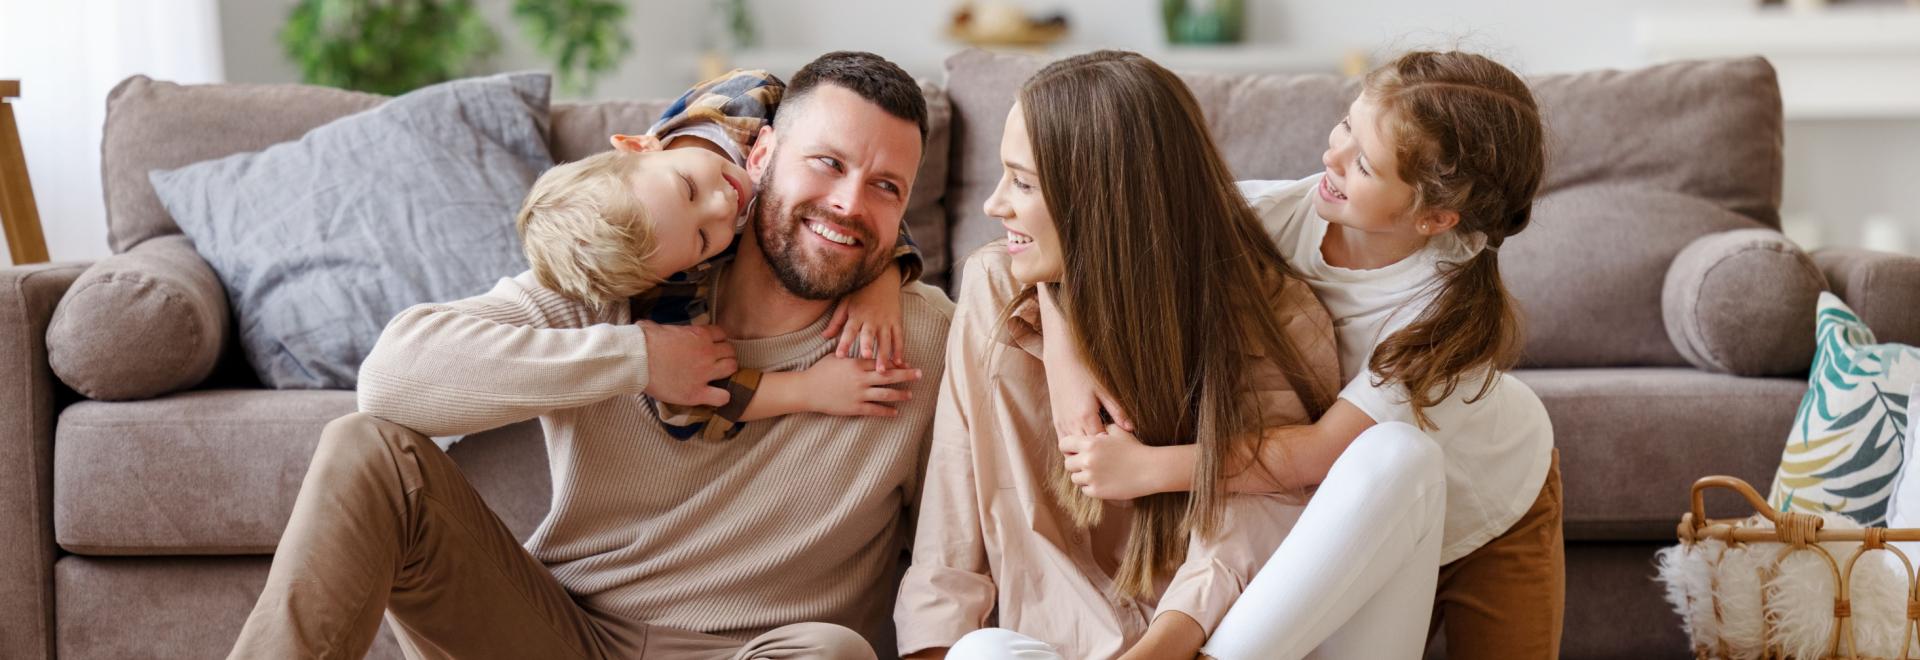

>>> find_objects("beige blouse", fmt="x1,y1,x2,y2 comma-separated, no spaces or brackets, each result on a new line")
895,242,1342,659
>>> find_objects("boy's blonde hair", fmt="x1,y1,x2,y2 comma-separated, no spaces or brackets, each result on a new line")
516,149,658,308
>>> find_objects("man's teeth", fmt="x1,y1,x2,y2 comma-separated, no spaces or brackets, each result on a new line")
1007,231,1033,245
807,221,859,246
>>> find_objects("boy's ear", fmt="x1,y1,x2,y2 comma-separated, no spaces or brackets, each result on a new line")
745,125,777,181
1419,209,1461,236
609,133,662,153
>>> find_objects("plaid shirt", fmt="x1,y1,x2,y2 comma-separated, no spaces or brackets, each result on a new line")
637,69,923,441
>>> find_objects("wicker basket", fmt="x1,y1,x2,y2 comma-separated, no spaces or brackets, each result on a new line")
1676,476,1920,659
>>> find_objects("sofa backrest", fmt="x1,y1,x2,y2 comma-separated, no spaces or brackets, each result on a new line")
939,49,1784,369
103,76,956,285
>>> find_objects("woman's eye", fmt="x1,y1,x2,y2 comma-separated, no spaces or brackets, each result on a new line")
1013,178,1033,192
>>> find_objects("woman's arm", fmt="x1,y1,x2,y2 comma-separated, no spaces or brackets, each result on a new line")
1118,612,1206,660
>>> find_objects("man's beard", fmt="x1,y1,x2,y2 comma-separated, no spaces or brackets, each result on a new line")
753,163,892,301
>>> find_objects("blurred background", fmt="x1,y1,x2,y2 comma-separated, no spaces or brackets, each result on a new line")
1,0,1916,263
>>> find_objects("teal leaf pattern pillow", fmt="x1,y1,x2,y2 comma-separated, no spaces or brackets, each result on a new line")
1768,292,1918,525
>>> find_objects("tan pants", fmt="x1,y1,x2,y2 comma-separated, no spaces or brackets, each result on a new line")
229,413,876,660
1430,449,1566,660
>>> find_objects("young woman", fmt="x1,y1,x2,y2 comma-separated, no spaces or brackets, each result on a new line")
1054,51,1562,659
892,51,1450,660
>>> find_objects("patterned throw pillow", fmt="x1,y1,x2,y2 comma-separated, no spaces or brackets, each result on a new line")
1768,292,1918,525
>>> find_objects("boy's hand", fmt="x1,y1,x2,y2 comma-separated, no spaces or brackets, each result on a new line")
802,356,921,417
1060,425,1167,500
1038,286,1134,438
639,322,736,407
823,265,907,371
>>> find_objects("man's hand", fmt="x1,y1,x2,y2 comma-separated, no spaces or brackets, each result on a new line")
801,356,922,417
640,322,737,407
1038,286,1134,437
1060,425,1176,500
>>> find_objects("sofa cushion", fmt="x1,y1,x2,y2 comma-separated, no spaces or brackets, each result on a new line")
150,72,551,390
46,236,228,400
941,50,1784,369
1514,368,1807,540
1662,229,1825,376
53,390,550,555
102,76,386,253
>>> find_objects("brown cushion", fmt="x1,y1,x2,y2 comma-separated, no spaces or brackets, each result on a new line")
1812,247,1920,348
46,236,229,400
941,50,1785,369
102,76,385,253
53,390,549,555
1662,229,1825,376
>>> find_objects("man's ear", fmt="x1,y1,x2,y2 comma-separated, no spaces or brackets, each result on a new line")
745,125,777,181
609,133,662,153
1419,209,1461,236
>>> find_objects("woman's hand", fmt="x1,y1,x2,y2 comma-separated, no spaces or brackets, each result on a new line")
1060,425,1181,500
1038,286,1134,437
823,265,907,371
799,356,921,417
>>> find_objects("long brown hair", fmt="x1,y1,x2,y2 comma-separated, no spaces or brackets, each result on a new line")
1362,51,1546,430
1013,50,1335,598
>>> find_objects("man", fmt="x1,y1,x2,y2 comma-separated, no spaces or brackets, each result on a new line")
228,51,952,659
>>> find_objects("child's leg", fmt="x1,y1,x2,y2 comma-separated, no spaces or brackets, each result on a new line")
1204,422,1448,660
1432,449,1565,660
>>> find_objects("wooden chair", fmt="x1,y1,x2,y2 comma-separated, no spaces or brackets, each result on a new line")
0,80,49,265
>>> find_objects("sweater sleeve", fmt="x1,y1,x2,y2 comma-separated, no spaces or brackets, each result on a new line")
356,271,652,437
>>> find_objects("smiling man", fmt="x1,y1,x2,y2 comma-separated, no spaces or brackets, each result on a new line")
228,52,953,660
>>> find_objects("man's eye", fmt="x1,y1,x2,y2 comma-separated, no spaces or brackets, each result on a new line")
815,156,842,171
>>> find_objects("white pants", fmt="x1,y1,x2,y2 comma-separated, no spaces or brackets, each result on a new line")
948,423,1447,660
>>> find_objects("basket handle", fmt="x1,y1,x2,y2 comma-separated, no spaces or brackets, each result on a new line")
1689,476,1779,532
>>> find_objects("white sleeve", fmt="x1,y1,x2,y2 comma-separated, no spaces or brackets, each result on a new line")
1337,370,1417,427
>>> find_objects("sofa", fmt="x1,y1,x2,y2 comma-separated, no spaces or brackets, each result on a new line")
6,49,1919,659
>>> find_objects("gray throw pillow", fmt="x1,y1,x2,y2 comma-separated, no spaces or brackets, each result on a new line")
150,72,552,389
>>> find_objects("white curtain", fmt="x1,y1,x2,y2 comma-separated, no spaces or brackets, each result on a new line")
0,0,225,262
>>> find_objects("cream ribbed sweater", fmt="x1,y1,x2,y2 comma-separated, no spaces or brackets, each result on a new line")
357,267,954,651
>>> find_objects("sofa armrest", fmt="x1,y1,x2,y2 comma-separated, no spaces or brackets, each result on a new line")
0,261,90,660
1811,247,1920,346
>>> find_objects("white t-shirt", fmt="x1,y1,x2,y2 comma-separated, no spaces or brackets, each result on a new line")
1240,175,1555,563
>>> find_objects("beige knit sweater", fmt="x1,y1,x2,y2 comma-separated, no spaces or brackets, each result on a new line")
357,266,954,651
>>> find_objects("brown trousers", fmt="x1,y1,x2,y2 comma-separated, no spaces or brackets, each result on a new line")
228,412,876,660
1430,450,1566,660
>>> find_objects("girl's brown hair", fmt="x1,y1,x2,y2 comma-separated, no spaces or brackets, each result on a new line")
1362,51,1546,429
1014,50,1336,598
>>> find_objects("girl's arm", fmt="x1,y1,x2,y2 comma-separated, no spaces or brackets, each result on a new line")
1118,612,1206,660
1063,400,1378,499
740,356,921,420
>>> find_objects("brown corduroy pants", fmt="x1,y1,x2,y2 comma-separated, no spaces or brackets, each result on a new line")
1430,449,1566,660
227,412,876,660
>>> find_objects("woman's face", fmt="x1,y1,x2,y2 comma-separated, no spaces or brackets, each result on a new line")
1314,93,1421,233
984,103,1065,284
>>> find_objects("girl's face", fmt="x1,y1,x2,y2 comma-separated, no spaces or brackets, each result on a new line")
984,103,1065,284
1314,93,1424,235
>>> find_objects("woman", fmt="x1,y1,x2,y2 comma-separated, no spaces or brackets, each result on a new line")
893,51,1449,659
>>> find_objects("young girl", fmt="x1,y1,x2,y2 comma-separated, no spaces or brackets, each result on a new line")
1054,51,1562,659
895,50,1450,660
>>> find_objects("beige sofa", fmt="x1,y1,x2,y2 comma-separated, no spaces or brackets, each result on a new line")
6,50,1919,659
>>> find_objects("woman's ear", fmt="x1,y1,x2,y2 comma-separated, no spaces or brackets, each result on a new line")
746,125,777,181
1418,209,1461,236
609,133,663,153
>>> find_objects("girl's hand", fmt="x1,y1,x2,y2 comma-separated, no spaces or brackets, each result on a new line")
1060,425,1169,500
801,356,921,417
823,266,907,371
1038,286,1134,437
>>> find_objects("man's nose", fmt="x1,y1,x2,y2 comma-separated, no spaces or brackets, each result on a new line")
827,177,864,220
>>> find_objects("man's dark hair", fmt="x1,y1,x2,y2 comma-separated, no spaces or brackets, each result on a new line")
784,51,928,142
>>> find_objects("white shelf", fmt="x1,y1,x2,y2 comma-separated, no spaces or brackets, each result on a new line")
1634,7,1920,120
